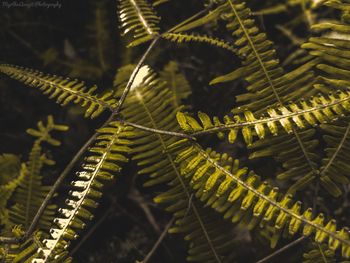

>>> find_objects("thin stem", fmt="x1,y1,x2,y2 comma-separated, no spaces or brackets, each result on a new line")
255,236,307,263
129,188,161,234
320,122,350,177
317,243,329,263
142,218,175,263
121,120,195,140
165,1,214,33
113,37,159,115
7,29,41,57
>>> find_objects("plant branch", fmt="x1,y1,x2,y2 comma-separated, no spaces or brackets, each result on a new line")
142,218,175,263
70,205,114,256
255,236,307,263
113,37,159,115
120,119,195,140
165,1,214,33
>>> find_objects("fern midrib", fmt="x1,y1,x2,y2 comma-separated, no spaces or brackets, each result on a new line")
320,122,350,176
135,90,223,263
227,0,281,102
129,0,155,36
162,33,236,53
195,144,350,246
317,243,329,263
41,127,120,262
193,93,350,135
25,141,41,229
226,0,318,174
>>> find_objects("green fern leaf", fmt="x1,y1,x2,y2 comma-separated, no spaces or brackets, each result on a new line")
0,64,117,119
0,164,26,225
249,130,319,194
176,88,350,195
297,0,350,196
303,243,337,263
162,33,236,53
177,90,350,145
115,65,237,262
87,2,112,71
209,0,321,115
32,122,134,262
173,140,350,258
0,154,21,187
159,61,191,108
317,119,350,197
0,230,45,263
8,116,68,231
117,0,161,47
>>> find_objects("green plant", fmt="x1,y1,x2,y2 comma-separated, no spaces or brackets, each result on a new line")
1,0,350,262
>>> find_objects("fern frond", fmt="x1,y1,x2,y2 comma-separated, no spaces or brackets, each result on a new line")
32,122,134,262
169,4,226,33
0,154,21,187
26,115,69,145
317,120,350,197
301,5,350,91
117,0,161,47
323,0,350,11
298,0,350,196
0,64,116,119
176,88,350,194
174,141,350,258
162,33,236,53
116,66,237,262
8,116,68,230
151,0,169,7
210,0,321,114
303,243,337,263
0,230,44,263
87,2,111,71
248,129,319,194
205,0,328,197
159,61,191,108
176,90,350,145
0,164,27,224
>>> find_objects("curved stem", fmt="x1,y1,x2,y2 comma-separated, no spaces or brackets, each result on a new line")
142,218,175,263
255,236,307,263
113,37,159,115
